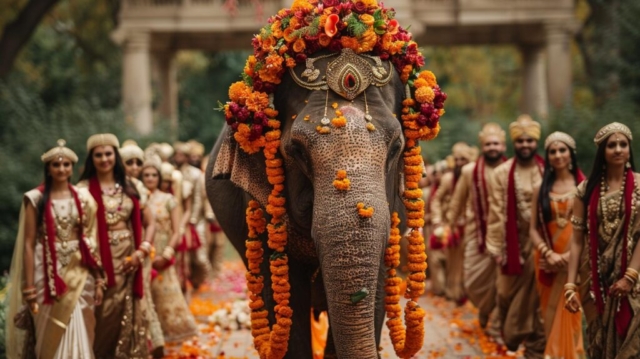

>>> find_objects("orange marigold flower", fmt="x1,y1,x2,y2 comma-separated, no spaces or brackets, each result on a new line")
262,36,276,51
331,102,338,109
316,126,331,134
341,36,359,51
271,20,283,38
333,177,350,191
229,81,252,105
331,116,346,127
413,78,428,89
264,108,278,118
357,29,377,53
418,70,438,88
291,0,314,12
293,38,306,53
246,91,270,112
285,57,296,68
359,14,375,26
414,86,435,104
319,33,331,47
356,202,374,218
244,55,257,77
283,27,297,42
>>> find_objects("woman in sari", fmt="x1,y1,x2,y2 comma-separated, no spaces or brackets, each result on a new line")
530,132,585,358
6,140,103,359
142,158,198,342
566,122,640,358
78,134,155,359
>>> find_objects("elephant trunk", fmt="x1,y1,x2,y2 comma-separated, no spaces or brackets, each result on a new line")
313,175,389,359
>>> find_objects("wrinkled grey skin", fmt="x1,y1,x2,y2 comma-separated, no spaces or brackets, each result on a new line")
206,55,407,359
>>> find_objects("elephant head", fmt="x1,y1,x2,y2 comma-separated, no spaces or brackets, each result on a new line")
206,3,444,358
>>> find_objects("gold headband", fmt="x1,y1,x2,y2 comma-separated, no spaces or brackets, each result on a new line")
41,139,78,164
594,122,633,146
509,114,541,141
478,122,506,143
544,131,576,150
142,154,162,172
160,162,175,181
87,133,119,152
451,142,473,160
120,141,145,163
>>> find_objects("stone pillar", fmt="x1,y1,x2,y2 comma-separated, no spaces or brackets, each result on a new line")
122,31,153,134
520,45,548,118
155,51,178,133
545,22,573,109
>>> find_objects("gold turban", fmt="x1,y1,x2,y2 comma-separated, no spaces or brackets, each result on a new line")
187,140,205,157
594,122,633,146
41,139,78,163
160,162,175,181
159,143,175,161
120,140,145,163
478,122,506,143
87,133,120,152
544,131,576,150
508,114,541,141
451,142,474,160
173,141,191,154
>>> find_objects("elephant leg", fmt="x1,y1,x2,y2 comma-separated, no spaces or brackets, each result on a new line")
283,260,312,359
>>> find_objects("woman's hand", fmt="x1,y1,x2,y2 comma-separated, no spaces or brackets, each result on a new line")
26,299,39,315
152,257,169,271
94,286,104,306
122,251,143,274
610,278,634,298
545,251,568,271
564,292,582,313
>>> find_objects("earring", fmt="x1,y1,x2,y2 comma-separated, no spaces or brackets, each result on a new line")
626,161,631,169
569,163,573,171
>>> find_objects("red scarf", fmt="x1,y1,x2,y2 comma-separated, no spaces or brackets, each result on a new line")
536,170,586,286
88,177,144,298
38,184,99,304
588,168,634,338
503,155,545,275
472,156,507,253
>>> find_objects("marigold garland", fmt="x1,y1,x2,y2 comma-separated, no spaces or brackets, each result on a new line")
221,0,447,357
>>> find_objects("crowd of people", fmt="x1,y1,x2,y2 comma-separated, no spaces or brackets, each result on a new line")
5,135,226,359
422,117,640,358
3,117,639,359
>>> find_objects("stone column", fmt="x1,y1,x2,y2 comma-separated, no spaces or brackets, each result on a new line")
520,44,548,118
122,31,153,134
545,22,573,109
155,51,178,133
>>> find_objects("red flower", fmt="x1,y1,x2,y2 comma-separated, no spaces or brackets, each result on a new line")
353,1,367,13
387,19,399,35
325,14,340,37
323,0,339,7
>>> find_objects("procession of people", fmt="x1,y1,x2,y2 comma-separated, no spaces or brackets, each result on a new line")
3,118,640,359
5,136,224,359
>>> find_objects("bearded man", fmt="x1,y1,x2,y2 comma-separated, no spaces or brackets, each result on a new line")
486,115,546,358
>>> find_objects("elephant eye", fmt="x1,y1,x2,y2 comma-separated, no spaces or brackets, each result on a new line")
386,138,403,173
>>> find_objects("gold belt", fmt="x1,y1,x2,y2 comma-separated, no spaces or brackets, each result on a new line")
108,230,132,246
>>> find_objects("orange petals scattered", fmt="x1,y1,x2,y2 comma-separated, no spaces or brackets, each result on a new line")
331,116,346,128
356,202,374,218
332,170,351,191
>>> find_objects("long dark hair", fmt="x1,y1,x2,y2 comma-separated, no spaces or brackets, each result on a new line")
538,144,581,224
79,146,139,199
583,137,636,208
37,163,57,225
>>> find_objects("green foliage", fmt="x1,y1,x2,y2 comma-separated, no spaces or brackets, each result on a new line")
346,15,367,38
0,275,9,358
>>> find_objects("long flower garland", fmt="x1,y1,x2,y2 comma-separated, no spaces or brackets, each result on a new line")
226,0,446,357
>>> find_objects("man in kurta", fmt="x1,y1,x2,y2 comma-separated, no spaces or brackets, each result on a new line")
486,115,546,357
447,123,506,331
431,142,474,304
174,141,213,289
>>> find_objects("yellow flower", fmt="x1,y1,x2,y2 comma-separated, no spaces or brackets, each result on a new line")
359,14,375,26
229,81,252,105
418,71,438,88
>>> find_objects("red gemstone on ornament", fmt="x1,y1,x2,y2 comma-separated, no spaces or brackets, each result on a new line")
344,73,356,89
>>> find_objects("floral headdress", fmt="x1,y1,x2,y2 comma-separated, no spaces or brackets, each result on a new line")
223,1,446,358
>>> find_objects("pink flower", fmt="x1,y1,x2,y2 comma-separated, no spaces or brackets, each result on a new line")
353,1,367,13
323,0,339,7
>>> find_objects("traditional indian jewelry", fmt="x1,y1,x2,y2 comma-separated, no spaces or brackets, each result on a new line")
138,241,152,255
22,286,36,295
565,291,576,304
544,131,577,150
624,268,639,285
24,293,38,302
551,196,571,229
162,246,175,261
600,172,626,238
95,278,107,291
594,122,633,146
51,197,76,249
133,250,145,263
564,283,578,292
570,215,586,231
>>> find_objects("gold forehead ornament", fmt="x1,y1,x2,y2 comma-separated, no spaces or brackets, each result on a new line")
41,139,79,164
544,131,576,150
593,122,633,146
289,48,393,100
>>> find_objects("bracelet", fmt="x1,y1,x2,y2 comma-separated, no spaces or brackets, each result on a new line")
564,289,576,299
24,293,38,302
22,286,36,295
564,283,578,292
95,278,107,291
625,267,639,280
134,250,145,263
570,216,586,231
139,241,152,255
162,246,175,261
565,291,576,304
623,274,637,286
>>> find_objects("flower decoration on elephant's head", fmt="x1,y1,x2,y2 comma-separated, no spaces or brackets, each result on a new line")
223,0,446,154
224,1,446,358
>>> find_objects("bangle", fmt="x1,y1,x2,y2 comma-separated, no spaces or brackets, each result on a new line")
162,247,175,261
22,287,36,295
564,283,578,292
565,291,576,304
139,241,152,255
570,216,586,231
625,268,639,280
24,293,38,302
95,278,107,291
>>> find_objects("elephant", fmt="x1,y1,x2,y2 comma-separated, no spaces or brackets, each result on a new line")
205,51,411,359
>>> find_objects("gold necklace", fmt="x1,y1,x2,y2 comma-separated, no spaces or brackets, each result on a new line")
51,197,77,249
103,185,125,225
551,196,572,229
600,174,625,238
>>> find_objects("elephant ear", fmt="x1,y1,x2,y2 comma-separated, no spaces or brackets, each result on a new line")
212,128,271,206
